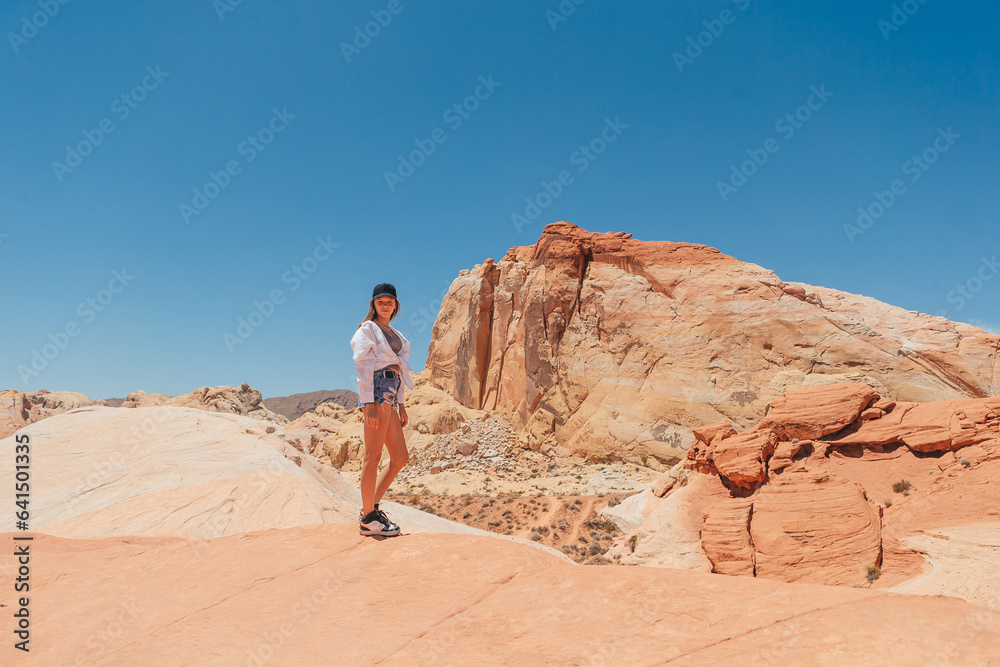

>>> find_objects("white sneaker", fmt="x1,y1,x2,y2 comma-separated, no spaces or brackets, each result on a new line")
359,510,399,536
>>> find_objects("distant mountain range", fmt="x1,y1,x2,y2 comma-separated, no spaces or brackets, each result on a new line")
262,389,358,420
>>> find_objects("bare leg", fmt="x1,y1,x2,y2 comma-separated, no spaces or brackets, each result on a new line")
360,401,392,515
373,406,410,505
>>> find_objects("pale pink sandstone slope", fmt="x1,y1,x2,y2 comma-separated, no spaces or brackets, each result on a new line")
0,405,563,549
1,524,999,666
426,221,999,463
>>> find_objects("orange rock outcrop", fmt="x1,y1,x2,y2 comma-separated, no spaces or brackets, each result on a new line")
648,382,1000,597
426,222,998,463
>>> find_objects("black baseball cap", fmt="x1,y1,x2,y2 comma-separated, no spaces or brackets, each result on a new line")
372,283,397,300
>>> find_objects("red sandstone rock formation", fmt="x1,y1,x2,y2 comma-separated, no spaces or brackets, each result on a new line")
638,382,1000,598
426,221,999,463
754,382,879,440
750,471,883,586
701,497,755,576
710,428,777,490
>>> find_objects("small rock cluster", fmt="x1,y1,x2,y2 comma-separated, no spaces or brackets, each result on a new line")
399,414,521,479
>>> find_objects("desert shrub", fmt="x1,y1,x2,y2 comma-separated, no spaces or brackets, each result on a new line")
531,534,542,542
588,542,604,556
867,565,882,583
892,480,912,493
628,534,639,552
585,518,619,534
605,496,622,508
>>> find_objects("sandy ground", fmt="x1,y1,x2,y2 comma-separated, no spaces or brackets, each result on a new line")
340,452,659,561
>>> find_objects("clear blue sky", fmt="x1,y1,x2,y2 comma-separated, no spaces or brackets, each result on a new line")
2,0,997,399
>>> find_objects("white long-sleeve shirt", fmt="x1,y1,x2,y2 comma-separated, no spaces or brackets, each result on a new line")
350,319,415,405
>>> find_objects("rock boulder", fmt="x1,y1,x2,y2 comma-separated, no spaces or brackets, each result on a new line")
426,221,998,463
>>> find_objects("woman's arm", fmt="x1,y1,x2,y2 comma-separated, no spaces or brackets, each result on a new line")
350,324,377,404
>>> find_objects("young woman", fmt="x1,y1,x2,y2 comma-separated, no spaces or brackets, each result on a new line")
350,283,415,536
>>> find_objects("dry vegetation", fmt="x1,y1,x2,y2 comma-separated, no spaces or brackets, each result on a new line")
386,492,626,563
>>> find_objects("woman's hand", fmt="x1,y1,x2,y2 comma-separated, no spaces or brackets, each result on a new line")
364,403,379,430
398,404,408,428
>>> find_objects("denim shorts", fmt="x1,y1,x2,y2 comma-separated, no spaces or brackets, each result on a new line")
358,368,400,410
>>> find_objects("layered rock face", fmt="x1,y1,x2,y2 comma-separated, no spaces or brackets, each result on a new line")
426,221,999,463
612,382,1000,604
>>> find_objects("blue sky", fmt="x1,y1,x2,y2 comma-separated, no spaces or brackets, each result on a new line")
1,0,997,399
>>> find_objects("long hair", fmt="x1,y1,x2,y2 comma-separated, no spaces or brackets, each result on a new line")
357,297,399,329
